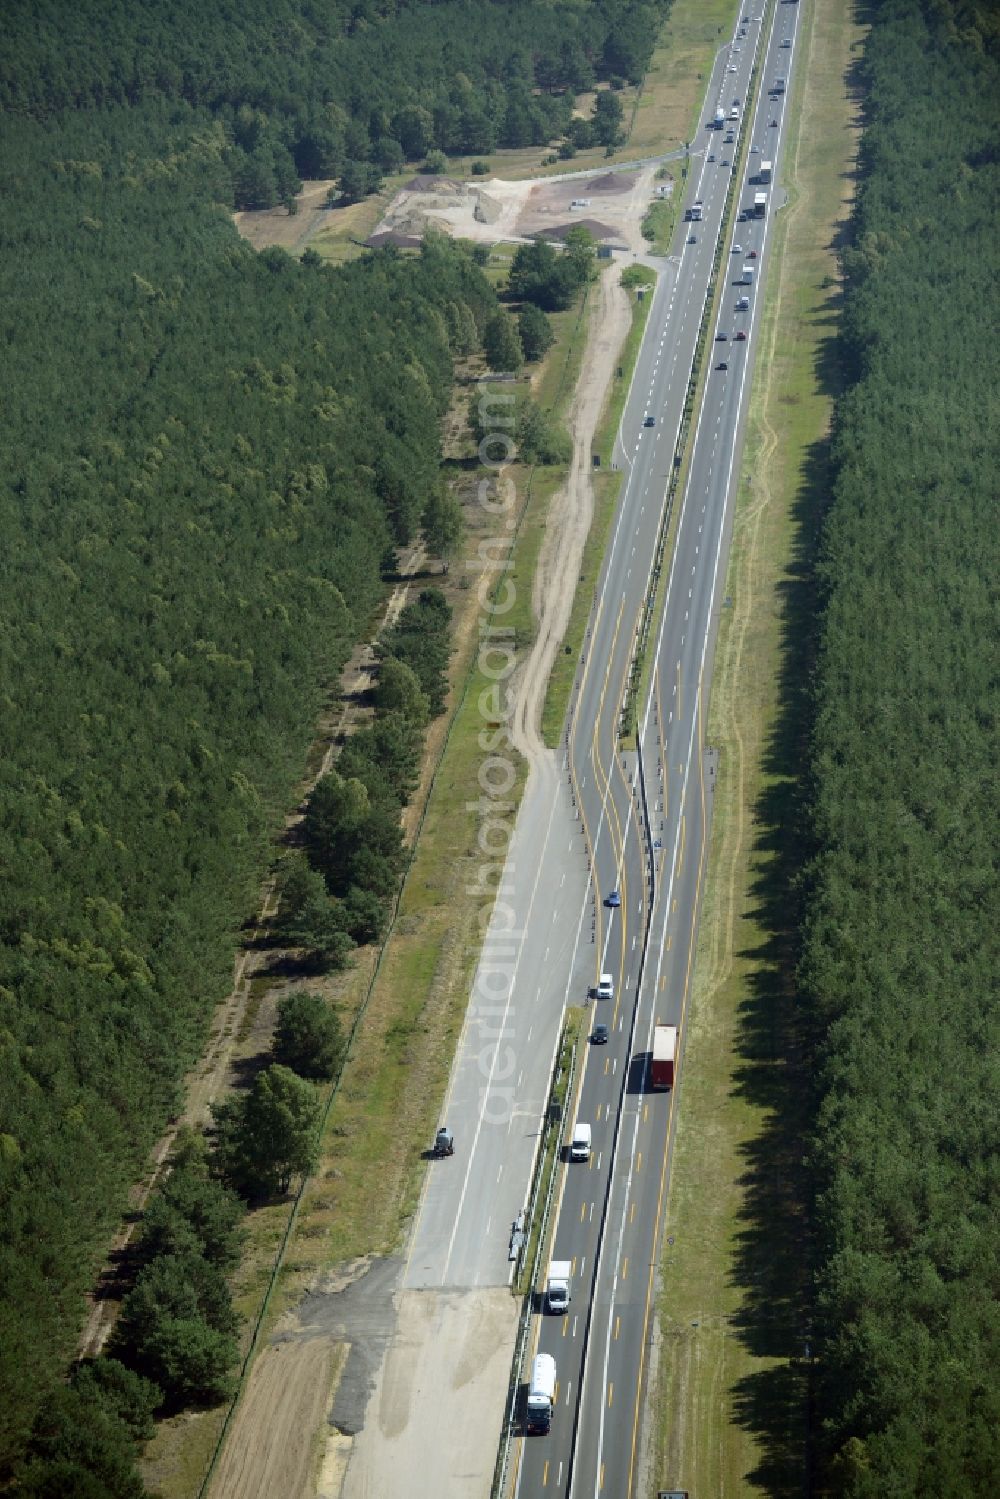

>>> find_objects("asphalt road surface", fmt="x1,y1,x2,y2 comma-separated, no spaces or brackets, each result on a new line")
399,0,802,1490
515,2,803,1495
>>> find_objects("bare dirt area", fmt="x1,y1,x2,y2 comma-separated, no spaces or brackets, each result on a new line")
233,180,337,253
338,1288,517,1499
205,1338,340,1499
371,164,660,252
204,1262,516,1499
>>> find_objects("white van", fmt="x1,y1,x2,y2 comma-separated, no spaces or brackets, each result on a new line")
570,1121,592,1161
596,973,613,999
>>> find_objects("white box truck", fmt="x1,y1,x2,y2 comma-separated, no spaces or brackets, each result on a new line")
742,264,755,285
527,1352,557,1433
759,159,773,183
546,1261,572,1313
570,1121,592,1160
650,1025,678,1089
753,190,767,217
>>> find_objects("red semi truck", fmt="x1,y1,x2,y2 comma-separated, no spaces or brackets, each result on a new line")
651,1024,678,1089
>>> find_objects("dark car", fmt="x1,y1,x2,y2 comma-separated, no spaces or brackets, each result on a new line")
771,118,778,126
717,360,729,371
687,233,697,243
591,1024,610,1045
721,159,729,167
433,1127,454,1157
738,211,748,222
748,249,758,258
643,416,655,428
605,889,622,907
735,329,747,341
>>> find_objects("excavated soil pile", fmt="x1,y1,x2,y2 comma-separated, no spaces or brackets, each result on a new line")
584,171,633,193
532,217,620,242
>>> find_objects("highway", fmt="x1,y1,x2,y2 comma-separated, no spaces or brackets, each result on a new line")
397,0,802,1492
516,2,803,1495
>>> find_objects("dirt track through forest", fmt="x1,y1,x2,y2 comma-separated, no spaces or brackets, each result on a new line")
509,257,631,765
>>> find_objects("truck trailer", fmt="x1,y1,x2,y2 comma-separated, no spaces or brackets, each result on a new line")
651,1024,678,1089
527,1353,557,1433
759,159,773,183
713,107,725,129
546,1261,572,1314
753,190,767,217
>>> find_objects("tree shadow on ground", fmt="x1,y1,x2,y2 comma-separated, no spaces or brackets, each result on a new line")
724,217,859,1489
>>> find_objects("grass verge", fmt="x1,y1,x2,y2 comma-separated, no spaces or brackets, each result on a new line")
628,0,741,158
649,0,864,1493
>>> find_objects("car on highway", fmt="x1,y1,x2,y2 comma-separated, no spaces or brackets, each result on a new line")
591,1024,610,1045
781,37,792,46
748,248,758,258
750,144,760,153
596,973,614,999
715,330,728,340
432,1127,454,1157
771,118,778,126
727,64,737,72
717,360,729,371
687,233,697,243
732,243,743,254
721,159,729,167
643,416,655,428
707,153,715,162
738,210,748,221
605,889,622,907
735,329,747,341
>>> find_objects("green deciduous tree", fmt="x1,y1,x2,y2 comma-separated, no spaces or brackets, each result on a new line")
277,853,355,969
518,399,571,464
592,90,624,146
211,1066,321,1199
139,1141,243,1272
110,1251,238,1405
375,656,430,725
518,302,554,362
482,309,524,373
274,992,345,1081
421,487,464,566
334,159,382,204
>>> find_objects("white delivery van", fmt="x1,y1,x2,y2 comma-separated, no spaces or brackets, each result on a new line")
570,1121,592,1161
596,972,614,999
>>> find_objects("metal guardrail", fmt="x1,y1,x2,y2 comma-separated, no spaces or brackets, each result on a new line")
490,1028,579,1499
